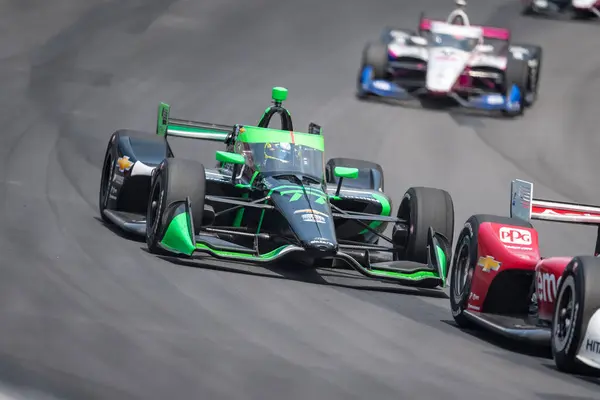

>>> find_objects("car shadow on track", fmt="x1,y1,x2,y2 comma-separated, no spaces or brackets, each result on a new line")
95,214,449,299
95,217,146,243
356,94,517,121
443,320,600,387
440,319,551,358
148,250,448,299
540,364,600,385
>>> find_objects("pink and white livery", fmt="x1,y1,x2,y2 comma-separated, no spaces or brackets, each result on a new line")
357,1,543,117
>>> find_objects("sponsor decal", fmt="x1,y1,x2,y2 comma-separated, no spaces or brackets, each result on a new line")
536,271,561,303
117,156,134,173
499,227,532,245
503,244,533,251
586,339,600,354
485,95,504,105
310,237,334,246
373,81,391,91
477,256,501,273
296,209,328,224
467,304,481,311
302,213,326,224
294,209,329,218
469,292,480,301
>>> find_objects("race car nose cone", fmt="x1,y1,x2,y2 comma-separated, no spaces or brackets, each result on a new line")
304,238,338,257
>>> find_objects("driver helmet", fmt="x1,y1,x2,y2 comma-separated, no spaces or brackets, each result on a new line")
263,142,293,167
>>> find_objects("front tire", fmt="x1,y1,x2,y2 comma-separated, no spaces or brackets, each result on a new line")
394,187,454,264
552,256,600,376
502,58,529,117
357,42,389,98
99,138,116,223
146,158,206,255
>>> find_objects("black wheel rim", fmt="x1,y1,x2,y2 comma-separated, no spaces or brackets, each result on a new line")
148,180,162,236
393,199,412,260
452,239,472,302
554,278,575,350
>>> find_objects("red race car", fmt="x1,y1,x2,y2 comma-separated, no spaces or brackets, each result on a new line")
449,179,600,375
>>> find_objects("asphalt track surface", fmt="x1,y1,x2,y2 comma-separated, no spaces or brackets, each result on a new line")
1,0,600,399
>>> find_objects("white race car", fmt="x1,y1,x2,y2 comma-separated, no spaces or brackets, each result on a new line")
523,0,600,19
357,10,542,117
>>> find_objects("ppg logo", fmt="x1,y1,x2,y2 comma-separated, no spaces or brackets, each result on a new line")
499,227,532,245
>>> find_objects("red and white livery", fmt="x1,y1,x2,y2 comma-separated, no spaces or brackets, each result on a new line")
450,179,600,375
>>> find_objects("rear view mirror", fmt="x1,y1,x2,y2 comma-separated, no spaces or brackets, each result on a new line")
334,166,359,197
216,151,245,165
409,36,428,46
334,166,359,179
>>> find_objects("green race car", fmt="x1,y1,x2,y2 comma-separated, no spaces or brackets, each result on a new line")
99,87,454,288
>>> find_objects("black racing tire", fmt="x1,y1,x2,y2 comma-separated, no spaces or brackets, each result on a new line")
146,158,206,255
99,138,116,223
526,46,542,107
394,187,454,264
506,57,529,94
552,256,600,376
502,57,529,117
362,42,388,80
512,44,543,107
521,3,535,15
449,214,533,328
325,157,384,191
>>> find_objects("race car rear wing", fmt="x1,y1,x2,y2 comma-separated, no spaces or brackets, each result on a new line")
510,179,600,254
418,18,510,41
156,102,233,142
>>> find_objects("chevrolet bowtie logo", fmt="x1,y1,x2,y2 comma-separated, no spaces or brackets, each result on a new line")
478,256,501,273
117,156,134,172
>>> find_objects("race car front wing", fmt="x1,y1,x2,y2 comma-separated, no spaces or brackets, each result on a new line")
359,66,522,113
155,196,452,288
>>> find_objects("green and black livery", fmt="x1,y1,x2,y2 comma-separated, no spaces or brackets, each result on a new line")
99,87,455,288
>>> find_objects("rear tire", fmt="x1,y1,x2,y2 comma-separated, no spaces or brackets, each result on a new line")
552,256,600,376
146,158,206,255
394,187,454,263
449,214,533,328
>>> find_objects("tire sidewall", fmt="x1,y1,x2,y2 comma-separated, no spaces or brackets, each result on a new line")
99,141,116,216
552,272,581,362
146,162,168,251
394,187,454,264
450,225,475,318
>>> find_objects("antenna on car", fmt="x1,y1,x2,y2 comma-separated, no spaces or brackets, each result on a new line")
271,86,288,107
